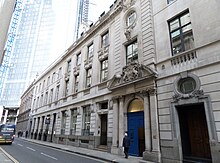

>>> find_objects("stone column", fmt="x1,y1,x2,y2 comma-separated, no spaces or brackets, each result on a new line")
149,89,160,152
143,91,151,151
118,96,125,148
143,88,161,162
111,97,119,154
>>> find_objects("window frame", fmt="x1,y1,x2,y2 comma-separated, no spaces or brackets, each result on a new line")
74,75,79,93
76,53,81,66
168,11,194,55
100,59,108,82
101,31,109,48
87,43,94,59
85,68,92,88
126,39,138,63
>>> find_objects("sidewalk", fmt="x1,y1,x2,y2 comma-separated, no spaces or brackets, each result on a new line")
20,138,151,163
0,147,18,163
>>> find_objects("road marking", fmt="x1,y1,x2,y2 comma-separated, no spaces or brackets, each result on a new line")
18,143,23,146
41,152,58,160
0,147,19,163
26,147,36,151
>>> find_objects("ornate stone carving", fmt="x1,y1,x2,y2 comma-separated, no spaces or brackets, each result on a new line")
172,89,204,102
108,63,157,90
121,62,140,82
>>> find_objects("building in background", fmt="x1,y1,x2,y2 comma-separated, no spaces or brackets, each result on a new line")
0,0,16,65
0,0,75,109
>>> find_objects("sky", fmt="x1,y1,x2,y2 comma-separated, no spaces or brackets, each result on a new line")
89,0,115,23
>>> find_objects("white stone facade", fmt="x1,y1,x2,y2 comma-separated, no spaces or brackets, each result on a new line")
153,0,220,162
20,0,220,162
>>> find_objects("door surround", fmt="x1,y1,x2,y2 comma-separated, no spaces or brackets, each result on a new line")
171,96,217,162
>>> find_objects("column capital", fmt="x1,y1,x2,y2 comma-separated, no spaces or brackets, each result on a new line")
147,87,157,96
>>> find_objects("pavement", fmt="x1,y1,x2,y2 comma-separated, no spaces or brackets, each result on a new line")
18,137,153,163
0,147,17,163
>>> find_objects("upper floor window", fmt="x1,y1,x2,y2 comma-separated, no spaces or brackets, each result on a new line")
58,67,62,79
49,89,53,103
74,75,79,93
169,11,194,55
87,43,94,59
38,83,41,93
52,72,56,83
126,39,138,63
67,60,71,73
44,92,48,105
101,59,108,82
47,76,50,86
126,10,136,27
86,68,92,88
55,85,59,101
65,80,69,96
101,31,109,47
76,53,81,66
42,80,45,89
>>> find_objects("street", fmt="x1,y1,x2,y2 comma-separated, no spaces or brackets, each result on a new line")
1,138,108,163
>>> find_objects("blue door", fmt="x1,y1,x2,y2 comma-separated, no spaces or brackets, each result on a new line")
127,111,144,156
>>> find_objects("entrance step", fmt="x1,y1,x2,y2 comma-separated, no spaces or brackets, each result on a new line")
95,145,107,152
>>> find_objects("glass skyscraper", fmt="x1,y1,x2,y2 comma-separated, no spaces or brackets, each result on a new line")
0,0,75,107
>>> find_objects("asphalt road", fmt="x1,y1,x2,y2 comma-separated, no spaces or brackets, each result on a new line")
1,138,107,163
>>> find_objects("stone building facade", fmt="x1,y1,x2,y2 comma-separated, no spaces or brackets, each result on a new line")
22,0,160,162
19,0,220,162
153,0,220,162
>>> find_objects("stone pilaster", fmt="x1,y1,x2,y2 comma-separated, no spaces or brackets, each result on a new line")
111,97,119,154
118,96,125,148
142,91,151,151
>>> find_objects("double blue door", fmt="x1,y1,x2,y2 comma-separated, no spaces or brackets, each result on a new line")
127,111,145,156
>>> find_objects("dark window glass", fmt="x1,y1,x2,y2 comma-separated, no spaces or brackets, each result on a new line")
169,11,194,55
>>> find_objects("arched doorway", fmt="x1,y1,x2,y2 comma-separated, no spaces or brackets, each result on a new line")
127,98,145,156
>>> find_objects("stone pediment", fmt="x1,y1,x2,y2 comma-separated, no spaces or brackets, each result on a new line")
108,62,157,90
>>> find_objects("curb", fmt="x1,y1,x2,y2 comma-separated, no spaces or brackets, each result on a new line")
0,147,19,163
21,138,119,163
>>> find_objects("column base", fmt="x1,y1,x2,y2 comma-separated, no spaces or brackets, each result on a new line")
142,150,161,163
111,146,121,155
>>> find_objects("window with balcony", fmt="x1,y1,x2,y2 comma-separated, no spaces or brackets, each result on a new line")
101,31,109,48
126,39,138,63
86,68,92,88
76,53,81,66
70,109,77,135
82,106,91,136
74,75,79,93
87,43,94,59
101,59,108,82
169,11,194,55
